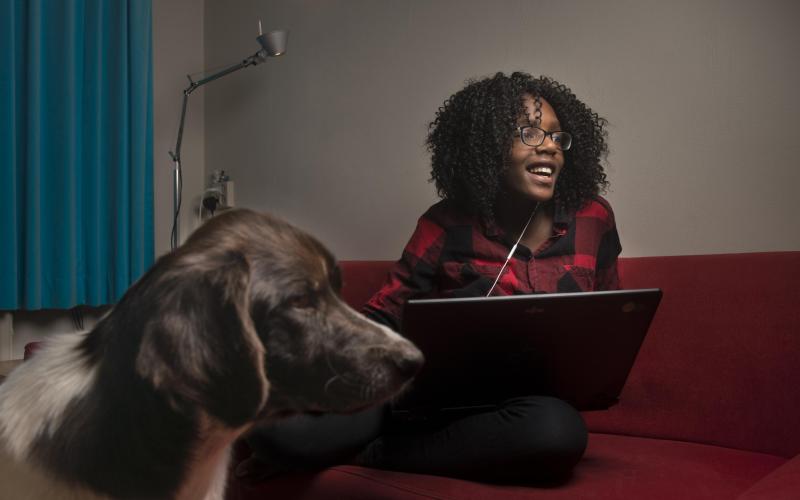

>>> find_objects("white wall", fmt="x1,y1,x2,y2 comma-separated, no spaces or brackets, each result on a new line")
199,0,800,259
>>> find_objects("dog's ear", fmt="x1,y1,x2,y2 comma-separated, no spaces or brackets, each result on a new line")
135,250,269,428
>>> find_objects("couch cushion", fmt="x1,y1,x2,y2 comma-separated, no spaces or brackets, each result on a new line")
737,453,800,500
587,252,800,458
228,433,785,500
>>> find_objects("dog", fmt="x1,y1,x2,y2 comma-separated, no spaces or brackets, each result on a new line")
0,209,423,500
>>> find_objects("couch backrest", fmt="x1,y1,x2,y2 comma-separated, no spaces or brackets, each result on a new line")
340,261,396,310
340,252,800,458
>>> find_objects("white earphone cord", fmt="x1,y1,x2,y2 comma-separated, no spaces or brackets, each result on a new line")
486,203,539,297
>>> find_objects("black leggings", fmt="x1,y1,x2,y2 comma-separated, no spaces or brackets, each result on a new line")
246,395,588,483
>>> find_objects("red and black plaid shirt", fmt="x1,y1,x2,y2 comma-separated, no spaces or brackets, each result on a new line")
363,197,622,331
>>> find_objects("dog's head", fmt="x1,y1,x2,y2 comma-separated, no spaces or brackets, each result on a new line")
109,209,422,428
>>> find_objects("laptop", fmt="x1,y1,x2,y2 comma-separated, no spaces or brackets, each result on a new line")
393,289,662,417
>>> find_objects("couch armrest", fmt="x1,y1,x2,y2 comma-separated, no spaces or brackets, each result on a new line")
737,454,800,499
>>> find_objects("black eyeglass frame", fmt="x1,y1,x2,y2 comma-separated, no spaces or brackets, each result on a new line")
516,126,573,151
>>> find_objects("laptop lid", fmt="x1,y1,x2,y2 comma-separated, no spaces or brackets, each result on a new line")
395,288,662,413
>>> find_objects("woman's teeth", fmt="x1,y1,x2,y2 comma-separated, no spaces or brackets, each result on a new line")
528,165,553,177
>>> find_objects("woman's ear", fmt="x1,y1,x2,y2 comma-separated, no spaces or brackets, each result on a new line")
135,250,269,427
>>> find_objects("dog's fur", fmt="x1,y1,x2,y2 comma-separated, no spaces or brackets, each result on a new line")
0,209,423,500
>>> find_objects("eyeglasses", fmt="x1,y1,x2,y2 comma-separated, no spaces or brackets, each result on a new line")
516,126,573,151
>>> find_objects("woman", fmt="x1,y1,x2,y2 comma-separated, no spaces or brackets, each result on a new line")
241,71,620,483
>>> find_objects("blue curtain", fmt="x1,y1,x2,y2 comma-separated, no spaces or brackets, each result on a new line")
0,0,153,310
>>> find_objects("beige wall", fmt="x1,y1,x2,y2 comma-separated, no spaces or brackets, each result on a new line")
197,0,800,259
153,0,206,256
8,0,798,359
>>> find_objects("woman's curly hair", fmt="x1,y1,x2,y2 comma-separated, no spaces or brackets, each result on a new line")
426,72,608,221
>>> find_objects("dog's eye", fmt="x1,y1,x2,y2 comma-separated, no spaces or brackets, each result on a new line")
287,293,316,309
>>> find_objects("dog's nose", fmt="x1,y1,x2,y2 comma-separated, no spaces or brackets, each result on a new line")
389,343,425,379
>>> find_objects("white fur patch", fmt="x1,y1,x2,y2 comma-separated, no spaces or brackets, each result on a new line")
0,332,98,459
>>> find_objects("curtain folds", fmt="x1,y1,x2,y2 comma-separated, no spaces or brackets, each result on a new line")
0,0,153,310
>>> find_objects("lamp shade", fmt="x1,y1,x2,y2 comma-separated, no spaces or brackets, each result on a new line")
257,30,288,57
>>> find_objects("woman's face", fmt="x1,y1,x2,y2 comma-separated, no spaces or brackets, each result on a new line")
501,95,566,205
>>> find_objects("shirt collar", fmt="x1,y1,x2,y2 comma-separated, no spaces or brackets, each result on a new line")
483,201,570,239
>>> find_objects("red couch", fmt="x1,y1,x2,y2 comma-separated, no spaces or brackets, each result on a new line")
226,252,800,499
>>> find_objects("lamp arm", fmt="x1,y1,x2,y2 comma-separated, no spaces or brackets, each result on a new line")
186,51,263,93
169,49,263,164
